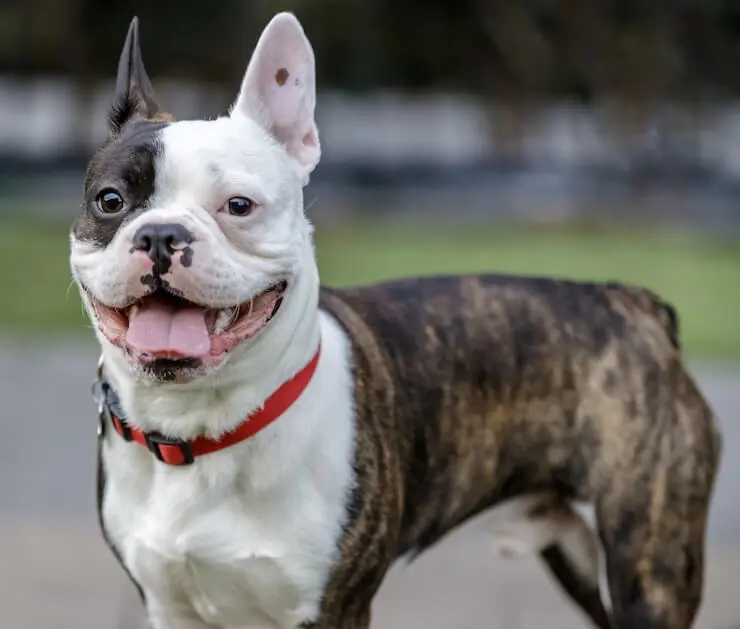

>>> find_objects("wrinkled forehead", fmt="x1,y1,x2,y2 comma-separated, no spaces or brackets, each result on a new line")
156,117,286,189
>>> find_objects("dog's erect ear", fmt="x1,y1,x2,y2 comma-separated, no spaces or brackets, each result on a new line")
109,17,159,134
231,13,320,177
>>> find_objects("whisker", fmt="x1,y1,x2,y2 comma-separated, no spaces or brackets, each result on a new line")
304,195,319,213
228,304,241,327
65,280,77,300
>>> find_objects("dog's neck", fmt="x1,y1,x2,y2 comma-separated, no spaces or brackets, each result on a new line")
101,241,322,441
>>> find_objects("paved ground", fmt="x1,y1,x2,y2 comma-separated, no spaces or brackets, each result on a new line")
1,338,739,629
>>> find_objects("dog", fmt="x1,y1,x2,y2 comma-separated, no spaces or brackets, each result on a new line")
69,12,722,629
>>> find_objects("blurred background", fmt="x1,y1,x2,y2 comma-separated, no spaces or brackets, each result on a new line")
0,1,739,628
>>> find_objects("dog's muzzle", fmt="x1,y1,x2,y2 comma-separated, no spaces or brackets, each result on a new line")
132,222,195,275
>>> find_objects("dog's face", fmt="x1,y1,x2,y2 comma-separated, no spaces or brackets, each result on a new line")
70,13,320,384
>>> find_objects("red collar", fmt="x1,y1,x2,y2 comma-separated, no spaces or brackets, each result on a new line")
97,344,321,466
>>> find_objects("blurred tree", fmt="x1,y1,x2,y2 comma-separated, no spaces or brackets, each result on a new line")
1,0,740,101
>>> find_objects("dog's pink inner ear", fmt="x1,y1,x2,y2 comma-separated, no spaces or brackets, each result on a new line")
233,13,320,174
262,62,306,129
257,55,319,171
302,130,317,147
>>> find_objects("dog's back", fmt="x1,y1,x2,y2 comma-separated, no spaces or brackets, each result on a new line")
319,274,721,628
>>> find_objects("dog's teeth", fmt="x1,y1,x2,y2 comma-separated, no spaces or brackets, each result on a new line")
214,308,235,334
128,304,139,319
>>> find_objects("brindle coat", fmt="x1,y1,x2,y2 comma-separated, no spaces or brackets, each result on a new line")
310,275,721,629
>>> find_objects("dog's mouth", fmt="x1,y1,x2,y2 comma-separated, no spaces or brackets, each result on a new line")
90,281,287,367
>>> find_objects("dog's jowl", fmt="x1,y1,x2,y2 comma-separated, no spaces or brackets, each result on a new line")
69,12,722,629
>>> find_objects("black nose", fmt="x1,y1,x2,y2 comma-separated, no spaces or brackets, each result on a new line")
131,223,194,274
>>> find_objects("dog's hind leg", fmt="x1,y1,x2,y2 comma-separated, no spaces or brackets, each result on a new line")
594,379,720,629
487,495,612,627
597,496,709,629
540,541,611,629
538,500,612,629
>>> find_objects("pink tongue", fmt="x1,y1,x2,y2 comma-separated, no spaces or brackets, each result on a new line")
126,298,211,358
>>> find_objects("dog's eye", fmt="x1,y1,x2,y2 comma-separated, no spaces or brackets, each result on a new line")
96,189,125,215
225,197,255,217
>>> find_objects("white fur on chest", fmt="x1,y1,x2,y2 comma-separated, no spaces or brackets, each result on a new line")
100,313,356,629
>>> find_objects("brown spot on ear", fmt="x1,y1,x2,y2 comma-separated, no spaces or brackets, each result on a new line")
275,68,290,86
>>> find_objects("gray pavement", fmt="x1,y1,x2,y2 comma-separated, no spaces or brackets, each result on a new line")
1,337,738,628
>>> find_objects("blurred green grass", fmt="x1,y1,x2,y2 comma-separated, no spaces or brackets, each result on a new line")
1,215,739,358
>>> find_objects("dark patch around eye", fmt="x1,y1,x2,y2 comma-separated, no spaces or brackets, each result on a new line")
73,119,169,248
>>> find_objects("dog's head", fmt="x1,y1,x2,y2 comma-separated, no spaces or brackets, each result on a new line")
70,13,321,385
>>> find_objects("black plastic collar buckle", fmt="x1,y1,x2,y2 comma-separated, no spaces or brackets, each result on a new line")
144,432,195,465
92,357,195,466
